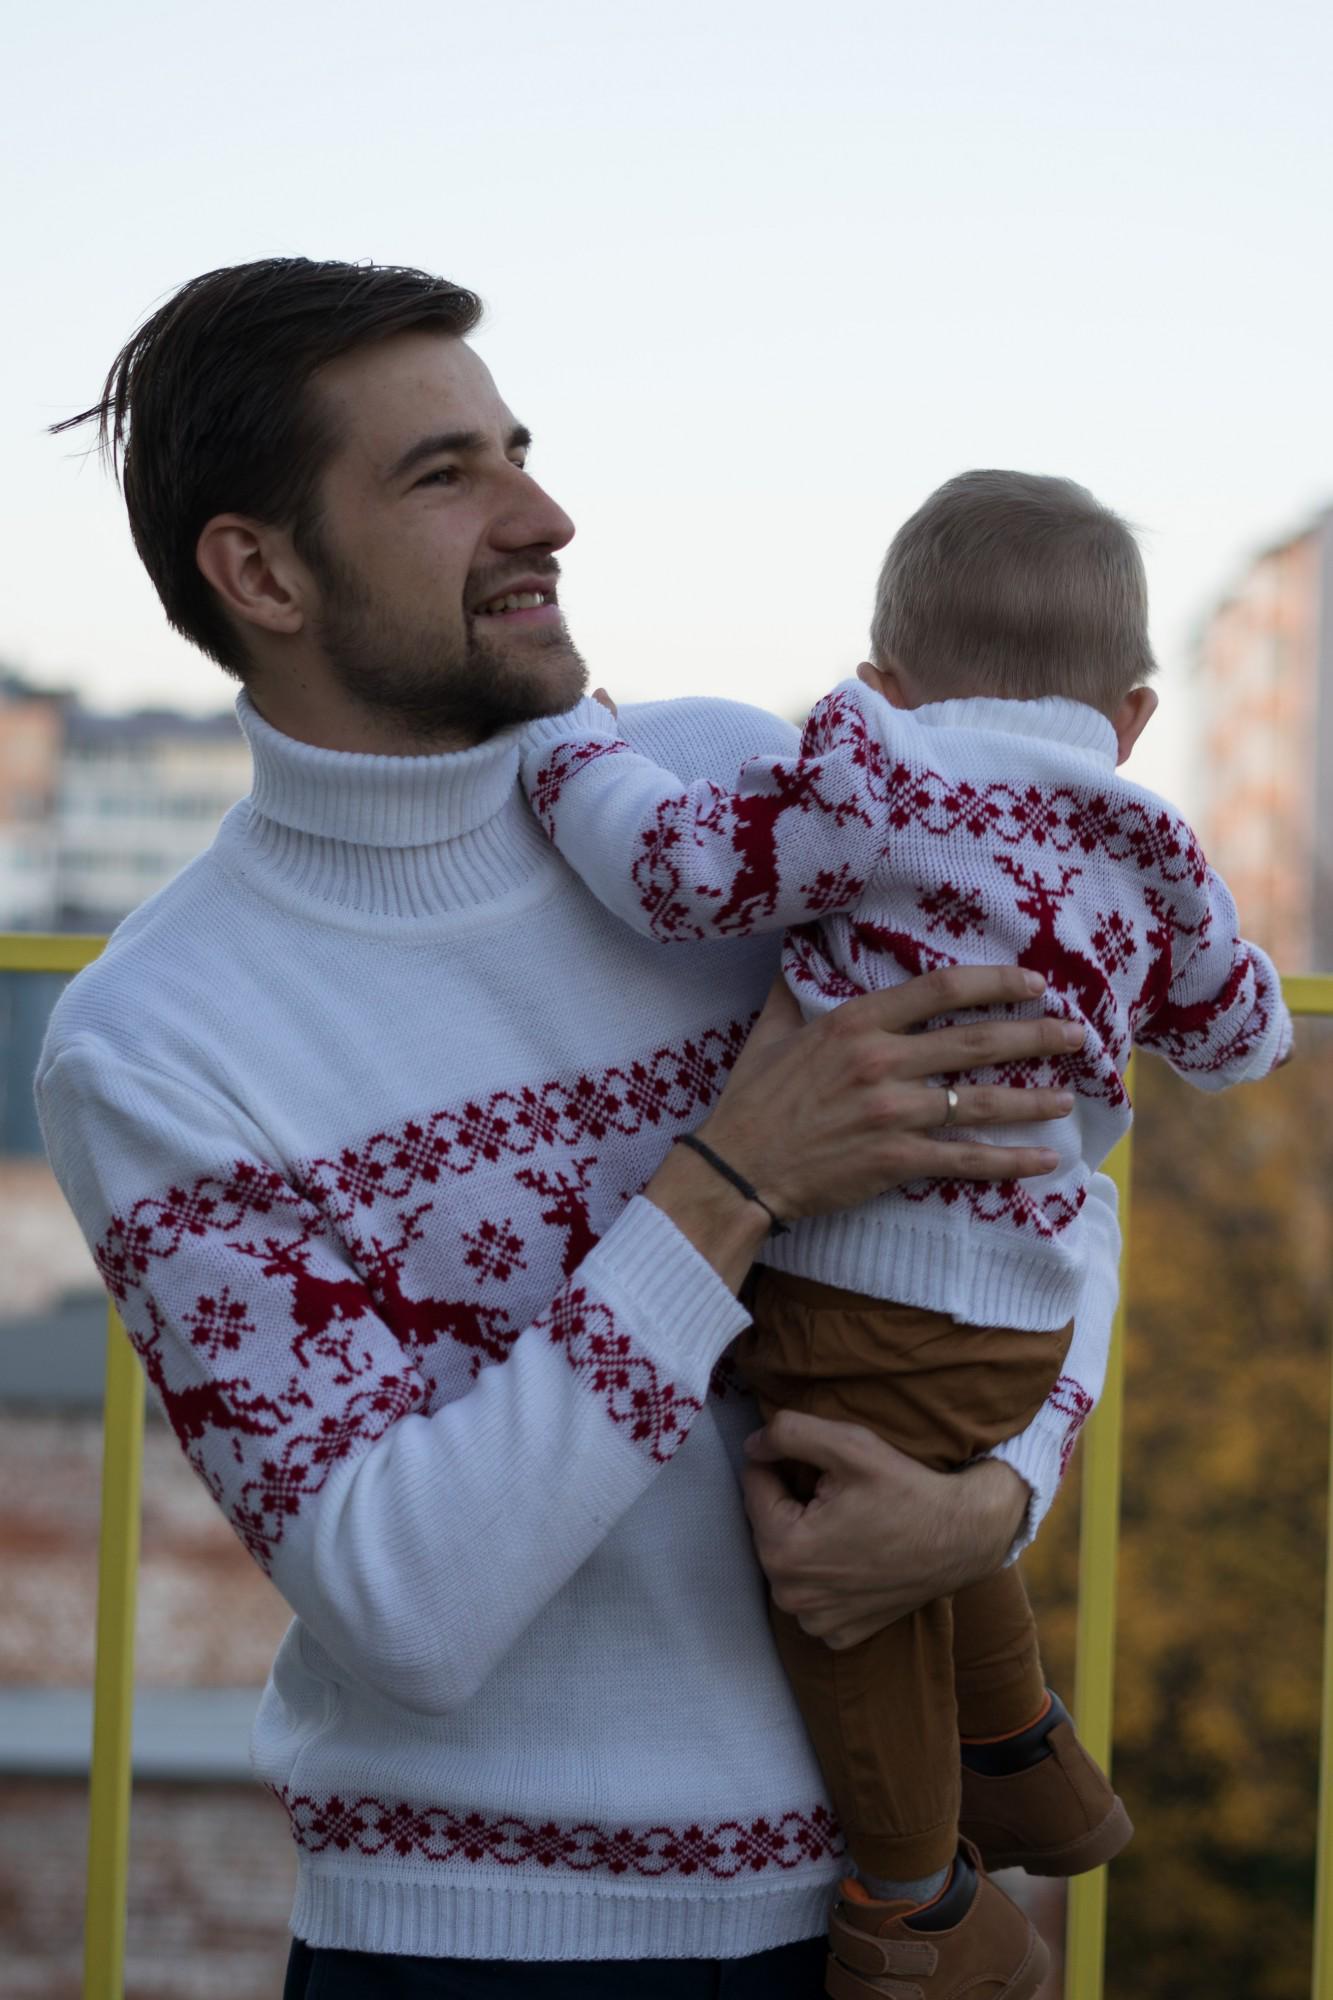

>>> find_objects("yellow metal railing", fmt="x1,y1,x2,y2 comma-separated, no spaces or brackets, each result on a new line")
5,932,1329,2000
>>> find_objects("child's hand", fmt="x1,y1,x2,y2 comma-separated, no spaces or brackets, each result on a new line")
592,687,619,718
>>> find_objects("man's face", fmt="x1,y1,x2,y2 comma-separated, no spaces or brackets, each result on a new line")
300,332,585,747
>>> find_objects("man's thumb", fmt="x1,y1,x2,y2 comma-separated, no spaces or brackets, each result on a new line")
746,1409,861,1474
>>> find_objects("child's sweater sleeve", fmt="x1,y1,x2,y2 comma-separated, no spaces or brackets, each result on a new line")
1132,861,1293,1087
521,686,892,941
35,1037,749,1718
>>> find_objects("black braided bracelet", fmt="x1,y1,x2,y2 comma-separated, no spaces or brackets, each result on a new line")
676,1132,790,1238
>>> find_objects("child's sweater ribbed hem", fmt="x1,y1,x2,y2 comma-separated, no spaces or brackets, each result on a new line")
764,1207,1080,1331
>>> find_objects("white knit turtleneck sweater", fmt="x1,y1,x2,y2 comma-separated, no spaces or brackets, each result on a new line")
35,691,1120,1962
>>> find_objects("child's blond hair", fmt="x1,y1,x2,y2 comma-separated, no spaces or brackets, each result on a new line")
871,470,1156,715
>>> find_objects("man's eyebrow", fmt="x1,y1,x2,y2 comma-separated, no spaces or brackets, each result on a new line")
385,423,533,484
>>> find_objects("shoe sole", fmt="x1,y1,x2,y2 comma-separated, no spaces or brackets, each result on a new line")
971,1795,1134,1877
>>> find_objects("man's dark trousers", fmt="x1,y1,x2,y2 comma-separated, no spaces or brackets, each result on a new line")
283,1936,828,1997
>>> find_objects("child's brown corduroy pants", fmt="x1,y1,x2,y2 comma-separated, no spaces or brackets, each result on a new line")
735,1268,1074,1881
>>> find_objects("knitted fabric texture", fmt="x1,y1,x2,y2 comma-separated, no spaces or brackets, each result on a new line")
523,680,1291,1336
36,691,1120,1962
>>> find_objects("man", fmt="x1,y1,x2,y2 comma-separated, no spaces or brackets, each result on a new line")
39,259,1117,1998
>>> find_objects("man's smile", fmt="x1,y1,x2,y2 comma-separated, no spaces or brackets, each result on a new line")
471,576,563,626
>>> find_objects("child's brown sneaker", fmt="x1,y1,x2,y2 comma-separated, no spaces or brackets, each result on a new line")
959,1690,1133,1876
824,1840,1049,1999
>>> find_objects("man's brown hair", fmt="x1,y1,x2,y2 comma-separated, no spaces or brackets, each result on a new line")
870,469,1156,713
53,258,483,678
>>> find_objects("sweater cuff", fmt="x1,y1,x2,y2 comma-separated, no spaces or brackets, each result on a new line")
576,1193,753,1385
522,697,623,754
989,1416,1068,1562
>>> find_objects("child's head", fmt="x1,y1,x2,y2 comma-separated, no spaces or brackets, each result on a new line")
868,470,1157,730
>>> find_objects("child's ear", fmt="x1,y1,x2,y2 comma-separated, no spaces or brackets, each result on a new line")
856,658,914,709
1112,685,1159,765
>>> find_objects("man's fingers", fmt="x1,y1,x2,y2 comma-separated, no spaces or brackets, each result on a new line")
745,1411,878,1477
952,1084,1072,1126
890,1015,1085,1079
839,964,1047,1033
740,1454,807,1535
903,1139,1065,1182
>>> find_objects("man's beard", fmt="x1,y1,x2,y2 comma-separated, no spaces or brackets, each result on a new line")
310,550,589,749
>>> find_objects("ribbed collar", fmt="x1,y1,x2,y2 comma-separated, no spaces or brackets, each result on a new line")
228,691,554,922
909,694,1118,765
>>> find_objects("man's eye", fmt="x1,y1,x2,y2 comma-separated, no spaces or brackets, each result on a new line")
417,467,459,488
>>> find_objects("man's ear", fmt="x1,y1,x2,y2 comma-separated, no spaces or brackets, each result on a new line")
856,658,915,709
195,515,309,640
1112,685,1159,765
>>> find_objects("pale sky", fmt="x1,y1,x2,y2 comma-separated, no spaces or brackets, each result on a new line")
5,0,1332,813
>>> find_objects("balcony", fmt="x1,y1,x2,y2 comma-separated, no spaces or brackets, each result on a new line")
3,936,1330,1999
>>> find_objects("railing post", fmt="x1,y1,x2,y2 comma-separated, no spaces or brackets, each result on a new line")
1311,1327,1333,2000
82,1306,144,2000
1063,1108,1133,1999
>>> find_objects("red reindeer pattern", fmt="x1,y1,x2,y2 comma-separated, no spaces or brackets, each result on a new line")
514,1158,599,1278
631,763,874,941
993,856,1119,1042
350,1204,518,1379
136,1296,307,1462
231,1218,379,1383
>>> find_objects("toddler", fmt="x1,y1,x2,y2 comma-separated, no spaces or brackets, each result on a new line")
519,470,1292,1999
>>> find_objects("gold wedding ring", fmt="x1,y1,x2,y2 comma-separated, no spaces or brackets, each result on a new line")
941,1086,960,1128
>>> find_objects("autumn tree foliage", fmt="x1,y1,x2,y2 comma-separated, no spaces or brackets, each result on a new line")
1025,1029,1331,1997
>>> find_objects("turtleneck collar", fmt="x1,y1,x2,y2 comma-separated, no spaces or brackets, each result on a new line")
909,694,1118,765
225,690,556,923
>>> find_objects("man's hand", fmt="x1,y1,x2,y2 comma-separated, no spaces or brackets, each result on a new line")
742,1411,1028,1648
698,967,1082,1227
644,964,1081,1291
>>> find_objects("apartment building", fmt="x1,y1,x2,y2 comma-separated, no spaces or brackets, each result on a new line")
54,706,249,932
1195,507,1333,973
0,674,63,928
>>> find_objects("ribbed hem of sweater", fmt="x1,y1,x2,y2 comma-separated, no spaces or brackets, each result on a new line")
290,1865,837,1960
762,1211,1081,1333
588,1195,753,1379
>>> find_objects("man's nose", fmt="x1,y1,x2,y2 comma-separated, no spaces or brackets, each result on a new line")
490,468,575,553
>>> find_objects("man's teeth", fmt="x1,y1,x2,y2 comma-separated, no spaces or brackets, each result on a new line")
477,591,550,614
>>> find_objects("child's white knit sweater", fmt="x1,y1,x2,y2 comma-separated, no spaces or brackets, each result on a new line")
36,691,1120,1963
523,681,1291,1334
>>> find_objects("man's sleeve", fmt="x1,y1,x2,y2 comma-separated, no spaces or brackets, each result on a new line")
37,1038,748,1714
1133,864,1292,1087
988,1172,1120,1557
519,685,896,942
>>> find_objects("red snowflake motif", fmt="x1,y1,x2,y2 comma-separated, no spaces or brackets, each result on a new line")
796,864,865,915
183,1285,254,1360
1090,909,1136,975
461,1217,526,1285
917,881,987,939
